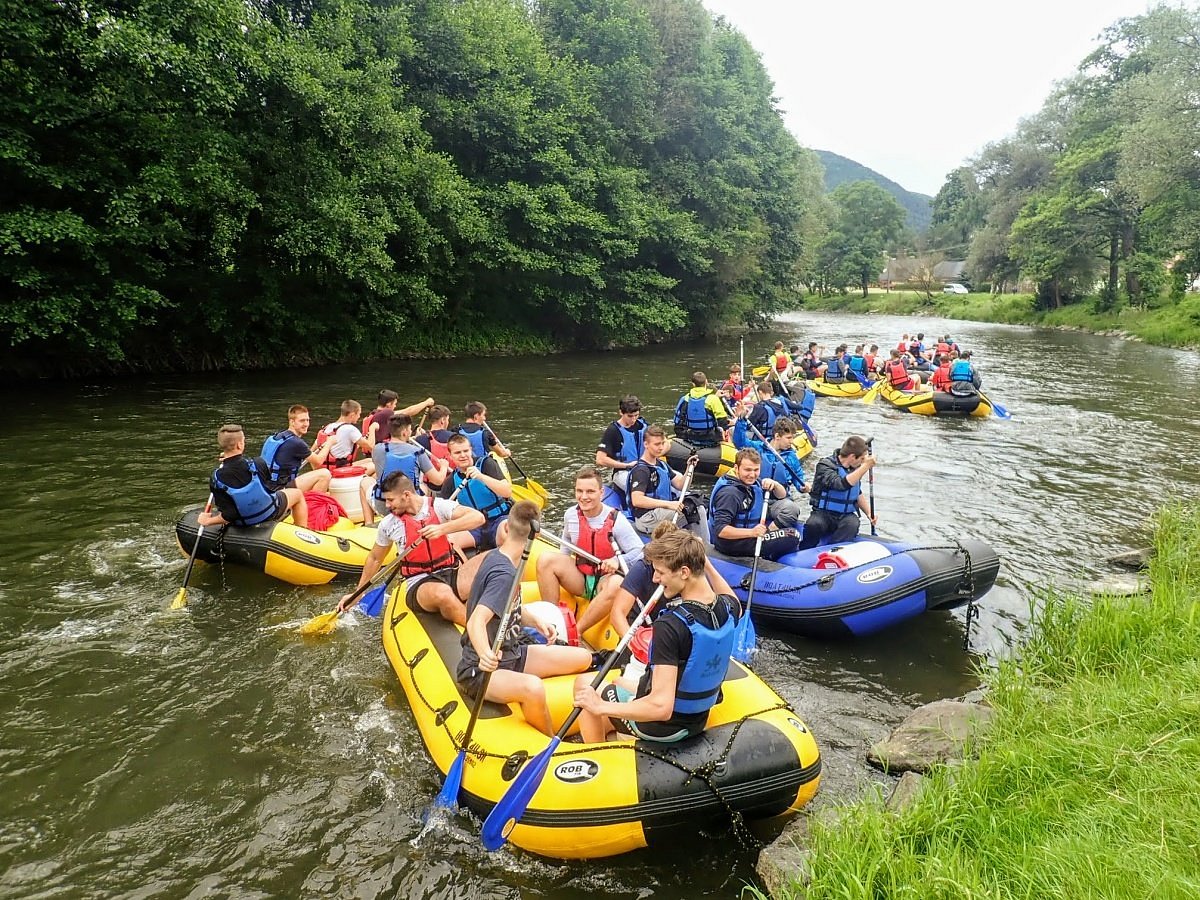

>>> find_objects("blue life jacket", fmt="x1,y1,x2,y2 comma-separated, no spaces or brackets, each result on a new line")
451,468,511,521
374,441,426,499
260,429,296,485
789,388,815,422
757,444,803,491
674,391,718,432
615,418,647,463
213,458,278,527
813,456,861,515
627,458,674,509
661,597,737,715
708,474,764,532
825,356,844,379
848,355,866,375
456,425,488,461
757,398,788,434
949,359,973,381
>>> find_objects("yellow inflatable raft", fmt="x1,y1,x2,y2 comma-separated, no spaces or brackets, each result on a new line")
877,381,994,417
808,376,869,399
383,581,822,859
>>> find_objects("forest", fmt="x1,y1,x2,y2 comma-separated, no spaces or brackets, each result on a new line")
1,0,827,377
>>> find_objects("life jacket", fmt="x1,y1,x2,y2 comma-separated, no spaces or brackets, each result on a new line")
895,340,908,352
575,508,618,577
451,467,511,521
758,444,801,489
787,387,815,423
708,474,764,532
773,351,790,373
315,422,356,467
801,351,820,375
936,341,951,356
660,597,737,715
304,491,347,532
949,359,974,382
260,429,296,485
614,418,646,463
213,458,278,527
399,501,458,576
886,359,910,387
756,397,787,433
674,390,718,432
374,441,426,500
864,353,876,372
848,354,866,375
932,364,952,390
824,355,844,380
813,456,861,515
908,341,922,357
627,459,674,509
722,380,751,402
427,429,452,464
456,425,488,461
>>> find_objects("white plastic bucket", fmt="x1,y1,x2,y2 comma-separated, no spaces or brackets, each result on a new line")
814,541,892,570
328,466,366,523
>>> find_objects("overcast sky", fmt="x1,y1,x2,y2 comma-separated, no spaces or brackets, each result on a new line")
701,0,1162,196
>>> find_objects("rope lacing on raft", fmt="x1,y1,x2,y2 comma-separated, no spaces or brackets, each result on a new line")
388,607,783,850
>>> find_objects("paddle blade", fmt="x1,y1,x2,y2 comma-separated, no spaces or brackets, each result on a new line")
170,587,188,610
992,402,1011,419
732,608,757,664
431,750,466,812
523,478,550,503
751,364,770,379
510,483,545,510
298,611,340,636
358,583,387,617
861,383,881,405
481,737,561,851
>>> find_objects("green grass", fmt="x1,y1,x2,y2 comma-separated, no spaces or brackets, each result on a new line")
750,503,1200,900
802,290,1200,349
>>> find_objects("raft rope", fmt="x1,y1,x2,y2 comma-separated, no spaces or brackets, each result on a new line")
954,539,977,651
389,607,782,849
213,524,230,592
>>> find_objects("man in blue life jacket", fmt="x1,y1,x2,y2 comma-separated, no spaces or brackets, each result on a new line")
259,404,333,495
439,433,513,550
572,527,741,744
798,435,877,550
673,372,730,448
847,344,870,384
358,413,450,525
627,425,694,535
731,412,809,529
708,448,800,561
948,350,982,395
456,401,512,463
199,424,308,529
595,395,648,493
821,344,851,383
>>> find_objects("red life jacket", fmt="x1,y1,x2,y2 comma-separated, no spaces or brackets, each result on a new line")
575,508,618,577
886,360,910,387
895,340,907,352
399,501,458,576
315,422,357,468
428,430,452,464
773,351,789,373
932,364,952,390
936,341,950,356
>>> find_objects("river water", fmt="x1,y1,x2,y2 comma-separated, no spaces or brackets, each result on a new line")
3,311,1198,898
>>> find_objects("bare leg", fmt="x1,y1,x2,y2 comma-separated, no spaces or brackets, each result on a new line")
413,580,466,626
282,488,308,528
485,670,553,735
296,468,331,494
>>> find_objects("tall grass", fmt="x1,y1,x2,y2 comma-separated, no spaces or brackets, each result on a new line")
753,504,1200,899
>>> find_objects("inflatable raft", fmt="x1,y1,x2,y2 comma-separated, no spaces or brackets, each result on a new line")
383,582,822,859
808,377,869,399
876,381,994,417
708,536,1000,638
665,434,812,480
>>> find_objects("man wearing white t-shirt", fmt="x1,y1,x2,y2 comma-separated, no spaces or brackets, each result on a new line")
318,399,377,475
338,472,484,624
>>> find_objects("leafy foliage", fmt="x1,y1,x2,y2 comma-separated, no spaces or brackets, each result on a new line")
0,0,824,376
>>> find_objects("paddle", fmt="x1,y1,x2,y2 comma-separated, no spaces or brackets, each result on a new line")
172,494,213,609
432,525,540,813
751,364,771,379
482,422,550,504
297,544,417,635
745,420,805,492
480,584,666,851
866,437,877,537
980,391,1011,419
860,380,883,405
732,500,767,664
766,367,817,447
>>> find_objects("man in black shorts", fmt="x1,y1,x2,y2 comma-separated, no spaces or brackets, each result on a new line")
199,424,308,529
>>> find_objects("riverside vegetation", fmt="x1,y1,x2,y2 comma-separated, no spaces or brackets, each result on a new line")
752,503,1200,899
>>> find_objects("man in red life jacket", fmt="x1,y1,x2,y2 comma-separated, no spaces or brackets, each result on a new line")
535,465,644,604
884,348,917,391
337,471,484,624
413,404,455,466
317,400,376,475
931,353,954,392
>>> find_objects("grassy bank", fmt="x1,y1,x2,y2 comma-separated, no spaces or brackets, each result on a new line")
801,291,1200,349
759,503,1200,899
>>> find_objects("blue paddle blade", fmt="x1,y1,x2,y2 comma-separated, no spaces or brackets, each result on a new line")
732,609,757,664
992,402,1011,419
480,737,561,851
358,583,387,617
431,749,466,812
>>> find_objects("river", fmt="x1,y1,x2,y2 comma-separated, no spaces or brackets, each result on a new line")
3,311,1199,898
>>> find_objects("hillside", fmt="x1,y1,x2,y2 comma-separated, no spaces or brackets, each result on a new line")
815,149,932,233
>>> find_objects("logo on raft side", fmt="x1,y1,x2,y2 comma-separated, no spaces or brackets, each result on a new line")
856,565,893,584
553,759,600,784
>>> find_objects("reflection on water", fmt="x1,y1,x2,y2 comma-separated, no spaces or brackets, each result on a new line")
1,312,1198,897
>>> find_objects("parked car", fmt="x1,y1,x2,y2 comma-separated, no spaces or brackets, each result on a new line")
942,283,969,295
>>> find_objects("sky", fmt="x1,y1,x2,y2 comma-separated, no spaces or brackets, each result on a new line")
701,0,1164,197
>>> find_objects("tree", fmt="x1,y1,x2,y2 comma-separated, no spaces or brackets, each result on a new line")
817,181,906,297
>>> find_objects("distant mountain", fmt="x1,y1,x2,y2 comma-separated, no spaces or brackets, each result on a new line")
814,149,932,233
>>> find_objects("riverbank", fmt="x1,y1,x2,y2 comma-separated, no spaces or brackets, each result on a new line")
758,503,1200,898
802,291,1200,349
